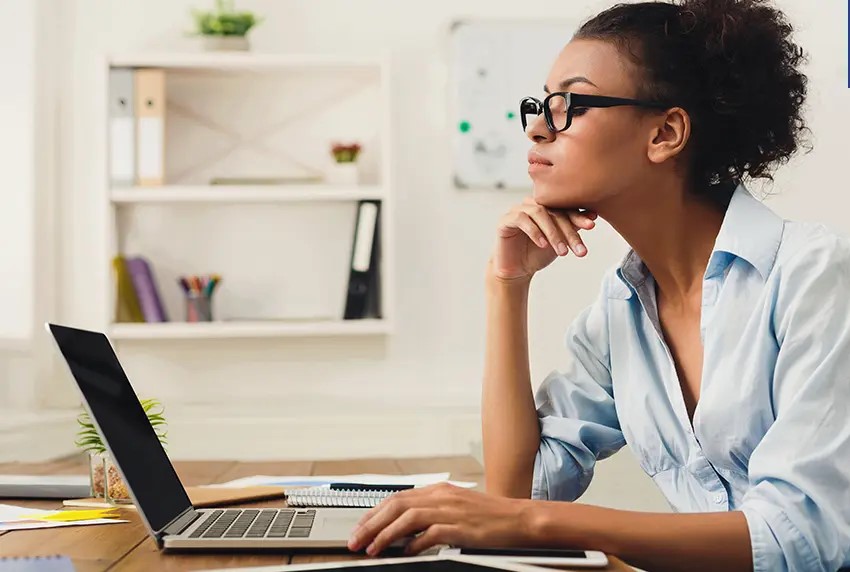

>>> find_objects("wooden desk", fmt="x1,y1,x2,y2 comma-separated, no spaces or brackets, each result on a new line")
0,456,631,571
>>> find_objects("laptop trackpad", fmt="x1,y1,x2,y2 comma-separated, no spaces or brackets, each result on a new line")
308,510,363,540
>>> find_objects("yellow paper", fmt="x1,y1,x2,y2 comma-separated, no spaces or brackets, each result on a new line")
21,509,119,522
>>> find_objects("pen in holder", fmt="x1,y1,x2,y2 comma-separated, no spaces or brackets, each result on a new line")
179,274,221,323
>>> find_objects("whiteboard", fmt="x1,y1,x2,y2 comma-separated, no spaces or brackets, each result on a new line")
449,19,578,190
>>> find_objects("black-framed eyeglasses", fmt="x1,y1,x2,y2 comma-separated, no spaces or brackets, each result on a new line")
520,92,670,133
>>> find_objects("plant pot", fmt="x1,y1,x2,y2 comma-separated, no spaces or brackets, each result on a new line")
104,454,132,505
89,452,106,499
202,35,250,51
326,162,359,185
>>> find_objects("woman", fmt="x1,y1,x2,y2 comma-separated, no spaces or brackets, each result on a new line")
349,0,850,570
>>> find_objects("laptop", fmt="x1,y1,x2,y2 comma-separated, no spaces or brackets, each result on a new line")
47,323,401,552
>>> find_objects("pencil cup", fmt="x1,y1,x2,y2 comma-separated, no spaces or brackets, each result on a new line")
186,294,213,322
104,454,132,505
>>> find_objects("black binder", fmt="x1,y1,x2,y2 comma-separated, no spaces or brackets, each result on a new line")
344,200,381,320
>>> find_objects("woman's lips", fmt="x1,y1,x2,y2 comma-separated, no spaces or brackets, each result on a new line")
528,162,552,174
528,151,553,174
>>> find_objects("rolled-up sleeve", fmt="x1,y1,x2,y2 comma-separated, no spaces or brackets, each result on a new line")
532,282,626,501
741,238,850,572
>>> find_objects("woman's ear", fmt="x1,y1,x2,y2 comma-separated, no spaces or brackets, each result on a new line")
647,107,690,165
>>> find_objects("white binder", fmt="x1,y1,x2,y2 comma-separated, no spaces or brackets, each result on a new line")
108,68,135,186
134,68,166,186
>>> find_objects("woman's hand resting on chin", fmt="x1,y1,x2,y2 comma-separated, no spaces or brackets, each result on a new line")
490,197,597,283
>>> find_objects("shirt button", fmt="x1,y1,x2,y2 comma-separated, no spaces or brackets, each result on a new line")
714,494,724,503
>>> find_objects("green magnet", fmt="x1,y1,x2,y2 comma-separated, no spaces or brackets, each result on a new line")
459,120,471,133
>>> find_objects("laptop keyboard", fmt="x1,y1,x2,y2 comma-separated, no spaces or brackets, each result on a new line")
189,508,314,539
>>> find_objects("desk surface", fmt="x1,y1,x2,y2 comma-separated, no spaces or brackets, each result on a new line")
0,455,631,572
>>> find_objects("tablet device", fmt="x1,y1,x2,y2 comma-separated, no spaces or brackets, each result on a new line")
0,475,91,499
439,547,609,568
201,554,589,572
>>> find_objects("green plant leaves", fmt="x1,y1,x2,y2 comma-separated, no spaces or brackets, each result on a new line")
75,397,169,452
192,3,260,37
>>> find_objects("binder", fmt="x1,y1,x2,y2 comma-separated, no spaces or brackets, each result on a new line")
344,200,381,320
133,68,166,186
108,68,135,187
125,256,168,322
112,256,145,323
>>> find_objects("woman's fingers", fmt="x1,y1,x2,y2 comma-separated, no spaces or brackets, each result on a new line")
365,508,442,556
566,209,596,230
349,490,423,552
512,212,550,249
508,199,595,257
518,205,570,256
403,524,461,555
546,211,588,257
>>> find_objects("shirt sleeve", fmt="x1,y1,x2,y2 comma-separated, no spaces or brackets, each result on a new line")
741,235,850,572
531,275,626,502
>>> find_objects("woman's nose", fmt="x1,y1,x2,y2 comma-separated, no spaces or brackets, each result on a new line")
525,112,555,143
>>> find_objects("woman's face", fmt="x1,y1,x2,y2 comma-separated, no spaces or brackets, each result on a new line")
526,39,661,210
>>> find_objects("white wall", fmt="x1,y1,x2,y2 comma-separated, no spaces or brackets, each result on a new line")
0,0,64,409
0,2,36,343
39,0,850,508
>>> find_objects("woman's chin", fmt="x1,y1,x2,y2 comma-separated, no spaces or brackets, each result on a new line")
532,183,588,210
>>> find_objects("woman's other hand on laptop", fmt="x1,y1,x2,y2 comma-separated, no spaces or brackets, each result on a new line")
347,483,532,556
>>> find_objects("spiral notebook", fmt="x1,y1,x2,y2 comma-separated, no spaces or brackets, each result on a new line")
0,555,75,571
286,483,413,508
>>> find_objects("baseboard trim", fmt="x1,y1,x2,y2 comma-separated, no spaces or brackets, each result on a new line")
165,410,483,461
0,407,483,463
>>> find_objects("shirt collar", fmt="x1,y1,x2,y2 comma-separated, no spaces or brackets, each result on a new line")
609,184,785,300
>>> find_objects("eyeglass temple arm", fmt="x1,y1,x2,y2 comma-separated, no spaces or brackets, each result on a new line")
568,93,669,109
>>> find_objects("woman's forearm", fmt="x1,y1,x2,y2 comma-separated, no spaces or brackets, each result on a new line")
524,501,752,572
481,269,541,498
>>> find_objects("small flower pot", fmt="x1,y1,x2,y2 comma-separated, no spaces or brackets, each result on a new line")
202,35,250,52
326,162,359,185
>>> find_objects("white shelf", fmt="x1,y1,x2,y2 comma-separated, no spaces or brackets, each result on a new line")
109,319,391,340
109,53,384,71
111,185,385,204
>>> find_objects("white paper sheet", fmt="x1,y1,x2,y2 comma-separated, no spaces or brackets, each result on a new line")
0,475,88,486
0,503,128,531
211,473,477,490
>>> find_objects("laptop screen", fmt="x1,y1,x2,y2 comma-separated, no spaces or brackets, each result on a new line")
48,324,192,533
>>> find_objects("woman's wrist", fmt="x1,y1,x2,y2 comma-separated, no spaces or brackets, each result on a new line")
514,498,563,547
485,261,534,293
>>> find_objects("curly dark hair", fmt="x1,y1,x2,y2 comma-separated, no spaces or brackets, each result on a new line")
575,0,809,202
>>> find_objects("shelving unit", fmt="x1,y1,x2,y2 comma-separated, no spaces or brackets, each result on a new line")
111,184,386,204
103,53,392,340
109,319,391,340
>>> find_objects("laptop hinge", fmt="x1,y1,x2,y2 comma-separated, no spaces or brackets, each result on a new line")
162,507,201,536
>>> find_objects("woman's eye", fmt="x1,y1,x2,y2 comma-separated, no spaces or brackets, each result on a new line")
572,107,589,116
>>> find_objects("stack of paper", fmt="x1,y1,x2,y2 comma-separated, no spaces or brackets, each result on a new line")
0,504,127,532
210,473,477,490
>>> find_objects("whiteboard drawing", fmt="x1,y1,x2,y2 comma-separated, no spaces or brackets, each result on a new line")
449,19,578,190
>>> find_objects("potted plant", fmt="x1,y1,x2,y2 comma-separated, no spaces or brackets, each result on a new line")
75,398,168,504
327,142,363,185
192,0,261,51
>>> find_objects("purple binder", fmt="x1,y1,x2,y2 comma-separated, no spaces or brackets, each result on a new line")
125,256,168,322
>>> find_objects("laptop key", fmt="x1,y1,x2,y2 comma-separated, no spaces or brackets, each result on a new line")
265,509,295,536
246,510,277,537
189,510,224,538
202,511,242,538
287,527,311,538
224,510,260,538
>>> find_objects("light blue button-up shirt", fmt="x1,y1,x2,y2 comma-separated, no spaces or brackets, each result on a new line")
532,185,850,572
